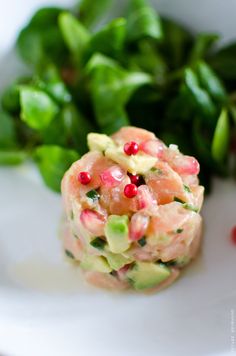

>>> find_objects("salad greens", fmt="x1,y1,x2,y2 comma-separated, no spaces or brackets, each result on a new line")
1,0,236,192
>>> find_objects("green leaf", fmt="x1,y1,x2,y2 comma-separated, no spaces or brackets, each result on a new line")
78,0,113,28
161,17,193,69
189,33,219,63
41,104,94,153
209,42,236,80
17,7,67,67
0,110,17,148
20,87,59,130
127,0,162,41
211,109,230,162
87,53,152,133
58,12,90,63
34,145,79,192
1,84,21,114
0,150,27,165
196,61,227,103
35,65,71,104
128,40,167,84
184,68,216,120
90,18,126,58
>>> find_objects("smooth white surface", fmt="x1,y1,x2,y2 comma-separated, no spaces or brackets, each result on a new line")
0,1,236,355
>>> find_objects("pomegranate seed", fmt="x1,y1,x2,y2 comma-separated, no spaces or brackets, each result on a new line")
136,185,155,210
129,213,149,241
128,173,140,186
231,226,236,245
80,209,106,235
124,183,138,198
123,141,139,156
140,139,164,158
100,166,124,187
78,171,91,185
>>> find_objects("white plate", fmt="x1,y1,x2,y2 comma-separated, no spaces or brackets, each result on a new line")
0,1,236,356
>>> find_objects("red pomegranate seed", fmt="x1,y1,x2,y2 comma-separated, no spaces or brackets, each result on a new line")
124,183,138,198
231,226,236,245
128,173,140,185
78,171,91,185
124,141,139,156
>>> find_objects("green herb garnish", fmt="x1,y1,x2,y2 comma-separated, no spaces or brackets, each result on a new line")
176,228,183,233
65,249,75,259
183,204,199,213
183,184,191,193
90,237,106,250
174,196,186,204
138,236,147,247
86,189,100,202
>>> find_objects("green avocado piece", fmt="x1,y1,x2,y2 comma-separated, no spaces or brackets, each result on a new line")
80,255,112,273
127,262,171,290
104,215,130,253
105,250,133,270
87,133,114,152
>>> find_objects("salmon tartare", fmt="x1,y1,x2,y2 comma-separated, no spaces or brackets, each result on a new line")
61,126,204,291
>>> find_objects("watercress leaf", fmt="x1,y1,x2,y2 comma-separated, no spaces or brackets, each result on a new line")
58,12,90,63
189,32,219,63
90,18,126,58
58,104,94,153
1,84,21,114
35,65,71,104
0,110,17,148
17,7,67,67
184,68,216,120
193,117,227,176
196,60,227,103
209,42,236,80
78,0,113,28
161,17,193,69
0,150,27,165
211,108,230,162
87,53,152,132
34,145,79,192
128,40,167,85
20,87,59,130
127,0,162,41
40,103,94,153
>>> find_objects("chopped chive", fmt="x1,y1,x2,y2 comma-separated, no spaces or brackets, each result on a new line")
176,228,183,233
86,189,100,202
150,167,163,174
183,184,191,193
70,210,74,220
174,196,186,204
65,249,75,259
183,203,199,213
90,237,106,250
73,233,79,239
163,260,178,267
138,236,147,247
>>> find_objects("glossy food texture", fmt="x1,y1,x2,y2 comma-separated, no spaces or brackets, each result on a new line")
61,127,204,292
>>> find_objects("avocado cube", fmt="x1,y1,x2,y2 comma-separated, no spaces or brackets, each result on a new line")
127,262,171,290
80,255,112,273
105,215,130,253
105,250,133,271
